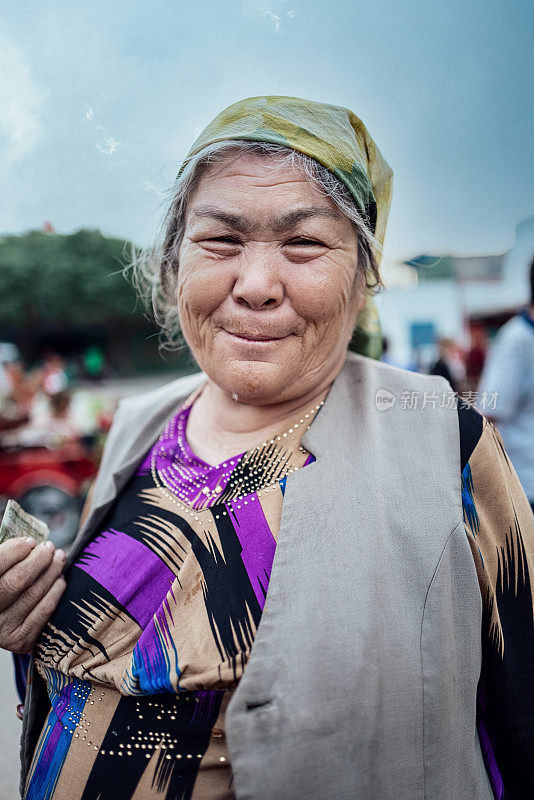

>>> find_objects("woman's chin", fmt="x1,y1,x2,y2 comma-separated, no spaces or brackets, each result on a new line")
210,358,296,405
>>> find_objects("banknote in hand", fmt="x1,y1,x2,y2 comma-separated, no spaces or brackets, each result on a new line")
0,499,50,545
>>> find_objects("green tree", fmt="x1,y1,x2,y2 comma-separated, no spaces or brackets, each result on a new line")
0,229,141,326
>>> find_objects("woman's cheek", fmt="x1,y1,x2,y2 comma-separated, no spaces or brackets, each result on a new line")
289,267,353,323
177,258,230,317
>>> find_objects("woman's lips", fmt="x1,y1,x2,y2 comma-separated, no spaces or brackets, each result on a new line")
224,330,287,344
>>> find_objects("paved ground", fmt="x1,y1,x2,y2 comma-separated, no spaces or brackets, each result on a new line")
0,647,22,799
75,371,182,400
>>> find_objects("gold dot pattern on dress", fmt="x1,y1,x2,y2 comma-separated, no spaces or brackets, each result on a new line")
151,400,324,516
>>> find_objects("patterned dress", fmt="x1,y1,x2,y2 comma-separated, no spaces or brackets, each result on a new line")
18,390,534,799
23,385,319,800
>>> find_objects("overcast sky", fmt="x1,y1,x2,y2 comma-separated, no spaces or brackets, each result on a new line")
1,0,532,260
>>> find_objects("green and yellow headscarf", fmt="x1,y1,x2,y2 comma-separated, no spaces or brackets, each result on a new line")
180,96,393,359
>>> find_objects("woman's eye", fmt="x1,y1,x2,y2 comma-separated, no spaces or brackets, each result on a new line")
286,239,324,247
205,236,241,245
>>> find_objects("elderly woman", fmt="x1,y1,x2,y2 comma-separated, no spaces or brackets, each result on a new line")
1,96,533,800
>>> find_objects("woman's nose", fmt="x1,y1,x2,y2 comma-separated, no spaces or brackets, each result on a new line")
232,251,284,310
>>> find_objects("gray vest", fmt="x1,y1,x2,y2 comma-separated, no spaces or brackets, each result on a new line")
20,353,493,799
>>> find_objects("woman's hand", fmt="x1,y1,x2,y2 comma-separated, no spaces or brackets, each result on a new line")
0,537,67,654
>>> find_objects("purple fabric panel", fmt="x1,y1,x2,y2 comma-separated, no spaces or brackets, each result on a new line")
227,497,276,609
75,529,176,628
137,449,152,474
146,402,247,509
44,689,67,757
37,680,76,776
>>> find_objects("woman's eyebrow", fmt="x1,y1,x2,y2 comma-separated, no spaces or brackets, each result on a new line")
189,205,343,233
189,207,256,233
272,207,343,232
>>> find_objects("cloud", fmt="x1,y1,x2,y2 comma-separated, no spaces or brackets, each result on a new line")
262,8,282,32
242,0,296,32
0,35,45,171
96,135,122,155
84,104,122,155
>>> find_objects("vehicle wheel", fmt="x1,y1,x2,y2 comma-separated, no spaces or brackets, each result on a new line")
18,486,82,549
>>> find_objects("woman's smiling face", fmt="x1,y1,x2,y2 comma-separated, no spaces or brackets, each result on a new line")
177,152,367,405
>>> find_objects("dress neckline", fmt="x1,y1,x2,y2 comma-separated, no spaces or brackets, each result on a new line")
149,385,324,512
175,400,247,472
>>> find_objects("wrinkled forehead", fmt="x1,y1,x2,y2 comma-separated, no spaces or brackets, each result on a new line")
191,149,322,197
186,152,350,232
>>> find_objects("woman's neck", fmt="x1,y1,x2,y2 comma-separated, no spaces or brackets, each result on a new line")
185,371,337,466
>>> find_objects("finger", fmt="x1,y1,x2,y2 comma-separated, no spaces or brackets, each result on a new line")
0,537,38,576
0,541,57,612
14,577,67,653
2,549,67,628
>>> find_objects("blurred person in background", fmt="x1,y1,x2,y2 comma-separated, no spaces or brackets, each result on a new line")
465,323,488,390
380,336,415,371
380,336,399,367
40,352,69,398
0,359,41,435
83,344,106,381
46,390,79,444
430,336,466,394
478,257,534,513
380,335,394,364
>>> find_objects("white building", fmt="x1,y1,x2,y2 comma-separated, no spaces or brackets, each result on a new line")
376,217,534,368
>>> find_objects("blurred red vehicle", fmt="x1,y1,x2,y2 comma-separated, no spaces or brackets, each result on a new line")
0,437,99,549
